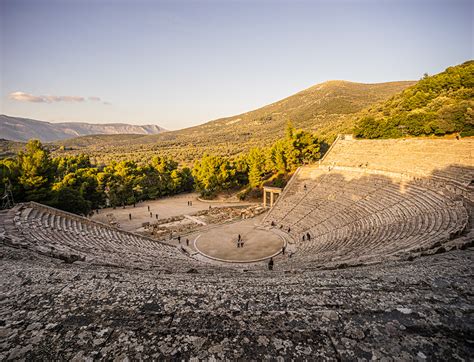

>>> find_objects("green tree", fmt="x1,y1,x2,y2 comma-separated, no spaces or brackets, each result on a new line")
17,140,52,192
355,61,474,138
48,185,91,215
193,154,235,195
247,148,266,187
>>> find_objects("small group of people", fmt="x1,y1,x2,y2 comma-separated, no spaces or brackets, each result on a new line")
187,200,193,206
177,235,190,246
276,224,291,232
302,232,311,241
236,234,244,248
149,212,158,219
270,221,291,235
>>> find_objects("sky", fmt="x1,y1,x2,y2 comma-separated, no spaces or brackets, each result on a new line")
0,0,472,130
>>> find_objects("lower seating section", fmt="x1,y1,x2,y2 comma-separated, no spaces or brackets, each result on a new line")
1,202,203,271
265,166,470,268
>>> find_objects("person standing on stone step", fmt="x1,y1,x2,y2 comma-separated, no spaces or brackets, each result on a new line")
178,235,181,244
186,238,189,246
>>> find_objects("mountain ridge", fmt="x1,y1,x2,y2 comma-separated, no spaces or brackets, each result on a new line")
0,114,167,142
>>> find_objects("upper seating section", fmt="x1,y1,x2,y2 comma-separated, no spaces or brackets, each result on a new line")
321,137,474,191
1,202,202,271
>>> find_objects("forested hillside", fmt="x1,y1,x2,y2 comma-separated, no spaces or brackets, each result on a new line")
52,80,414,164
354,61,474,138
0,124,320,214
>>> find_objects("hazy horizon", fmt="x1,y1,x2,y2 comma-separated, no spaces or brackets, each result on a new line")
1,0,472,130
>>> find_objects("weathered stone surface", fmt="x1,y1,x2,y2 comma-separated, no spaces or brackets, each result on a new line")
0,243,472,360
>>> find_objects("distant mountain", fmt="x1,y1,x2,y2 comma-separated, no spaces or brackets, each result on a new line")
53,80,415,164
0,115,167,142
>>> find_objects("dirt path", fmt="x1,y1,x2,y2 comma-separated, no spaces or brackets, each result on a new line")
91,192,257,232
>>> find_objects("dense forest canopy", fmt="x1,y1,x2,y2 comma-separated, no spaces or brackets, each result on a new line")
354,61,474,138
0,124,321,215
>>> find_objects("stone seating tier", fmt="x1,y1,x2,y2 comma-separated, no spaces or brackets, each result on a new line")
265,164,470,268
2,202,213,272
321,138,474,188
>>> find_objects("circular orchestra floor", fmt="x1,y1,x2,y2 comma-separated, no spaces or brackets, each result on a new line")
194,218,284,263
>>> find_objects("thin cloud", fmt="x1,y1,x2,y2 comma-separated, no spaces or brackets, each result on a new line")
8,92,45,103
8,91,106,104
43,95,85,102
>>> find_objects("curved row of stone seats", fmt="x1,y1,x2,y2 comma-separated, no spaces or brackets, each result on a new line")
265,167,470,268
1,202,208,272
320,138,474,201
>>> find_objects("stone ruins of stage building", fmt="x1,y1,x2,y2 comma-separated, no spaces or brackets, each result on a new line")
262,186,282,207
